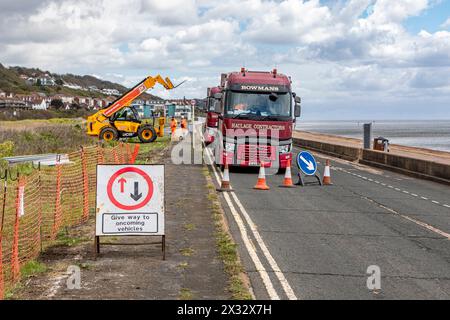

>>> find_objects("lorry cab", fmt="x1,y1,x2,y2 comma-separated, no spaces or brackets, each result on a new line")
214,68,301,170
204,86,222,144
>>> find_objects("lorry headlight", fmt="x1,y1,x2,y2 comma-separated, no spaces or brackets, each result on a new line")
225,142,235,152
279,144,291,153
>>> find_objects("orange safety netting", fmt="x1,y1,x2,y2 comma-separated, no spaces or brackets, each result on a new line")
0,142,140,299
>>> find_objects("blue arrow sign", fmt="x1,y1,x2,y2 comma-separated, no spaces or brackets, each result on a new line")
296,151,317,176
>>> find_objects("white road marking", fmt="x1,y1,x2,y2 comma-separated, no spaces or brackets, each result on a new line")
223,192,280,300
364,197,450,240
332,164,449,210
204,145,288,300
333,163,450,238
311,151,450,241
399,214,450,240
231,192,298,300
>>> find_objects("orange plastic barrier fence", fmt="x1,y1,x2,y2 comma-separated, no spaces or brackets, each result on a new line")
0,143,138,299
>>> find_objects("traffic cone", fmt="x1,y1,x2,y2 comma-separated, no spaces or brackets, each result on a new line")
254,162,270,190
217,163,233,192
280,159,295,188
322,159,332,185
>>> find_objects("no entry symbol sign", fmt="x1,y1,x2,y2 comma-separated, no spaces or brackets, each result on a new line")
107,167,154,211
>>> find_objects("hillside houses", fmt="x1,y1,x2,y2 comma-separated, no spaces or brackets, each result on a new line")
0,91,114,111
102,88,120,96
22,73,57,86
63,83,83,90
32,99,48,110
0,84,171,115
17,72,121,95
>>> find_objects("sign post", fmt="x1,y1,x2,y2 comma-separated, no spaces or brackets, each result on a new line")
295,151,322,186
95,164,165,259
191,99,196,151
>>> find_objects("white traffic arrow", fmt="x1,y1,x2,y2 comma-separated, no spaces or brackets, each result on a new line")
300,155,315,171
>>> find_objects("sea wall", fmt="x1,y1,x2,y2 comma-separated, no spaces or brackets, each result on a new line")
293,137,450,185
292,138,360,161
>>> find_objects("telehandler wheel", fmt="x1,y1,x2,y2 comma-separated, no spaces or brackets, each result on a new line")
99,127,119,142
138,125,157,143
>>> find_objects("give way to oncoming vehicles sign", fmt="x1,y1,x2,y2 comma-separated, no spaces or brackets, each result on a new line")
95,164,165,237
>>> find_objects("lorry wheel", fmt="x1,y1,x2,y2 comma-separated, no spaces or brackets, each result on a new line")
99,127,118,141
138,125,157,143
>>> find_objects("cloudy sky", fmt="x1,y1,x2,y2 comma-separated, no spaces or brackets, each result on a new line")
0,0,449,120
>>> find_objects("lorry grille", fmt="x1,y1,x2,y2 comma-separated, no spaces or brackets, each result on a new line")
237,144,276,162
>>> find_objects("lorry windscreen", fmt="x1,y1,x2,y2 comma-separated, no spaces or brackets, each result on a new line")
207,97,218,112
225,91,291,118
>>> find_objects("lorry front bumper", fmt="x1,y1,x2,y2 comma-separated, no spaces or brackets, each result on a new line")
221,148,293,169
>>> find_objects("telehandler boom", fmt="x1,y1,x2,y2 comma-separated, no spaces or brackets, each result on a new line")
87,75,177,143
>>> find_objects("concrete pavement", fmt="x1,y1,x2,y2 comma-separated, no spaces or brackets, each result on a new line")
209,146,450,299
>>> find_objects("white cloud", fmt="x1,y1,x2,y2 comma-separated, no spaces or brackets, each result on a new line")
0,0,449,119
441,17,450,28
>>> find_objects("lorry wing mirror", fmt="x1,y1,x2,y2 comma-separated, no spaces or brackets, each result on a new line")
294,95,301,118
295,104,301,118
213,93,223,100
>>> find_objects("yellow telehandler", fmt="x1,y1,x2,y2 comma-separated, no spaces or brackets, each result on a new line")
86,75,180,143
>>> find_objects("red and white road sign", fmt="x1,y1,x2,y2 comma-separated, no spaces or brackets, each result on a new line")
190,99,196,106
106,167,154,211
96,165,164,236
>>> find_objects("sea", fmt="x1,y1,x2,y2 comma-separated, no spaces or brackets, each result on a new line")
295,120,450,152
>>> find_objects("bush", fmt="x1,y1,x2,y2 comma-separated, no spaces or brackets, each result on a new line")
0,109,91,121
0,123,95,156
0,140,14,158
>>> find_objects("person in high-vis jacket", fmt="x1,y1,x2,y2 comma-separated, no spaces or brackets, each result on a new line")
170,117,178,134
181,116,188,130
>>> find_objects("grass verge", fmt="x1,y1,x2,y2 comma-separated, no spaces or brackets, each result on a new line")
55,230,91,247
133,136,171,164
5,260,48,299
202,166,253,300
20,260,48,278
179,288,194,300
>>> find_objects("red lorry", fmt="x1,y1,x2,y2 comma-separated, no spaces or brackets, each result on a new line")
204,86,222,144
213,68,301,170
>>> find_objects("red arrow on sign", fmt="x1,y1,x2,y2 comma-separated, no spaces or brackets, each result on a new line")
118,178,127,193
107,167,154,211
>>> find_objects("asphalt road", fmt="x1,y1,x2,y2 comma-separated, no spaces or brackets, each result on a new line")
211,146,450,299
